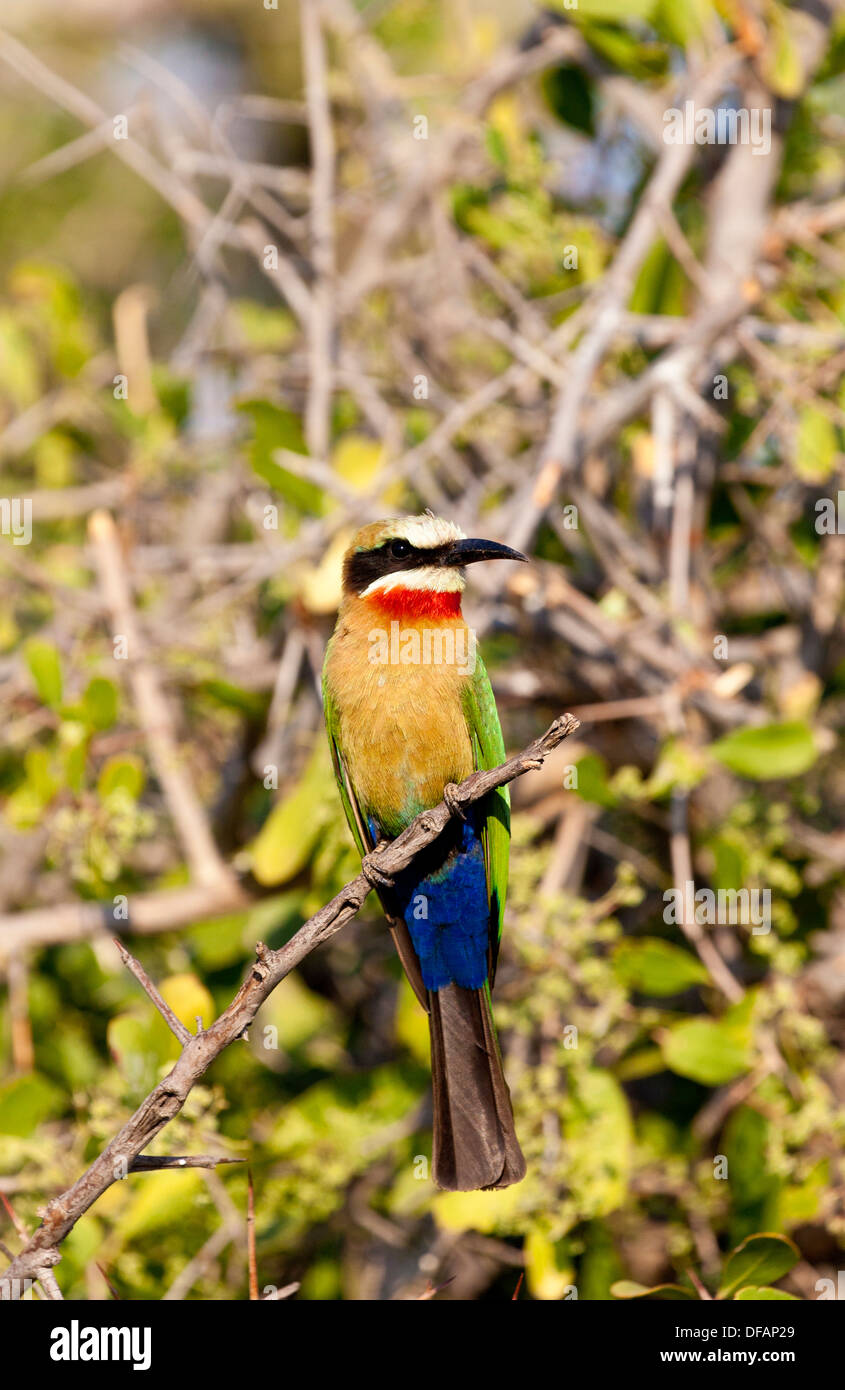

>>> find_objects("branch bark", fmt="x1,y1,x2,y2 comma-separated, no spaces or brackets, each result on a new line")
300,0,336,460
0,714,579,1297
113,939,193,1046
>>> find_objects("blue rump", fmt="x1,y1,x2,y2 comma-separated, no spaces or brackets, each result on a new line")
372,814,490,992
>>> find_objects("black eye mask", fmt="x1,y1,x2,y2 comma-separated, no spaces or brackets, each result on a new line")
344,541,456,594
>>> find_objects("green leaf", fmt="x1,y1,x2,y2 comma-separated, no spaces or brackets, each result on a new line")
25,637,63,708
614,1046,666,1081
564,1070,633,1216
39,1021,100,1090
26,747,56,801
238,400,323,514
258,973,341,1054
734,1285,799,1301
646,739,708,796
709,722,818,780
251,741,334,886
434,1182,526,1235
231,300,296,352
61,726,88,793
563,0,657,19
661,1017,751,1086
485,124,508,168
654,0,712,45
188,913,249,971
4,748,58,827
0,1072,64,1136
106,1013,163,1092
0,310,41,406
629,237,688,317
774,1160,829,1229
331,434,385,493
723,1106,776,1210
82,677,119,730
525,1228,575,1301
611,739,707,800
542,63,595,136
109,974,213,1079
710,834,746,892
809,74,845,120
159,974,214,1032
718,1233,799,1299
117,1168,205,1241
578,25,667,79
196,678,266,721
11,261,93,378
611,1279,695,1300
271,1066,422,1165
758,7,805,100
795,406,837,482
613,938,708,996
579,1220,624,1301
97,754,145,801
573,752,618,807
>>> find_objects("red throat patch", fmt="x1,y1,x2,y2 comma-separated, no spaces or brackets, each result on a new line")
366,587,463,620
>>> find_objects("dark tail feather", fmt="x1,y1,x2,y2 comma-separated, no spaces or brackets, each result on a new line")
428,982,526,1191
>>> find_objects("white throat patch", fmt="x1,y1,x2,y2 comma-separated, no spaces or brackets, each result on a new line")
361,566,466,598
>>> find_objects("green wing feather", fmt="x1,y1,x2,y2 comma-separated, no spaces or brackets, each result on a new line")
323,655,428,1006
322,659,373,859
461,652,510,985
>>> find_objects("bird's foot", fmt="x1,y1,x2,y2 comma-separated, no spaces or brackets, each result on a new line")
443,782,468,820
362,843,395,890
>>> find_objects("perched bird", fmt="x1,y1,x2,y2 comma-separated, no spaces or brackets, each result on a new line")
322,513,527,1191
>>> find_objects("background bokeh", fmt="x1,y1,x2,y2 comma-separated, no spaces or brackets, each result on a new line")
0,0,844,1301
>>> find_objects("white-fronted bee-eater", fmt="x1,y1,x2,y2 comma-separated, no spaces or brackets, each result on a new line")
322,513,527,1190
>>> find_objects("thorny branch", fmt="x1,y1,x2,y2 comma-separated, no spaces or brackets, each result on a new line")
1,715,579,1296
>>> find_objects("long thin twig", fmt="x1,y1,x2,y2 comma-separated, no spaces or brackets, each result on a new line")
128,1156,245,1172
669,789,744,1005
113,939,192,1046
301,0,336,459
88,510,236,894
247,1168,258,1302
0,881,249,958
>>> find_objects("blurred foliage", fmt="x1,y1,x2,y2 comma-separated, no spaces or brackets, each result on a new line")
612,1231,801,1300
0,0,844,1302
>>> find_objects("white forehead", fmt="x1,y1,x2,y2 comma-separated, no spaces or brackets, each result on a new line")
391,514,465,548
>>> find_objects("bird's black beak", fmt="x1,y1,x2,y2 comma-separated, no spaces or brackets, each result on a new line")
444,537,528,567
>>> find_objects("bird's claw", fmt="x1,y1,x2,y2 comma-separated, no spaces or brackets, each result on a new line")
362,846,395,890
443,782,468,820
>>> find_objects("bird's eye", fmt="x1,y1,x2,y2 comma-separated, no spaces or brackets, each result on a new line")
389,538,411,559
